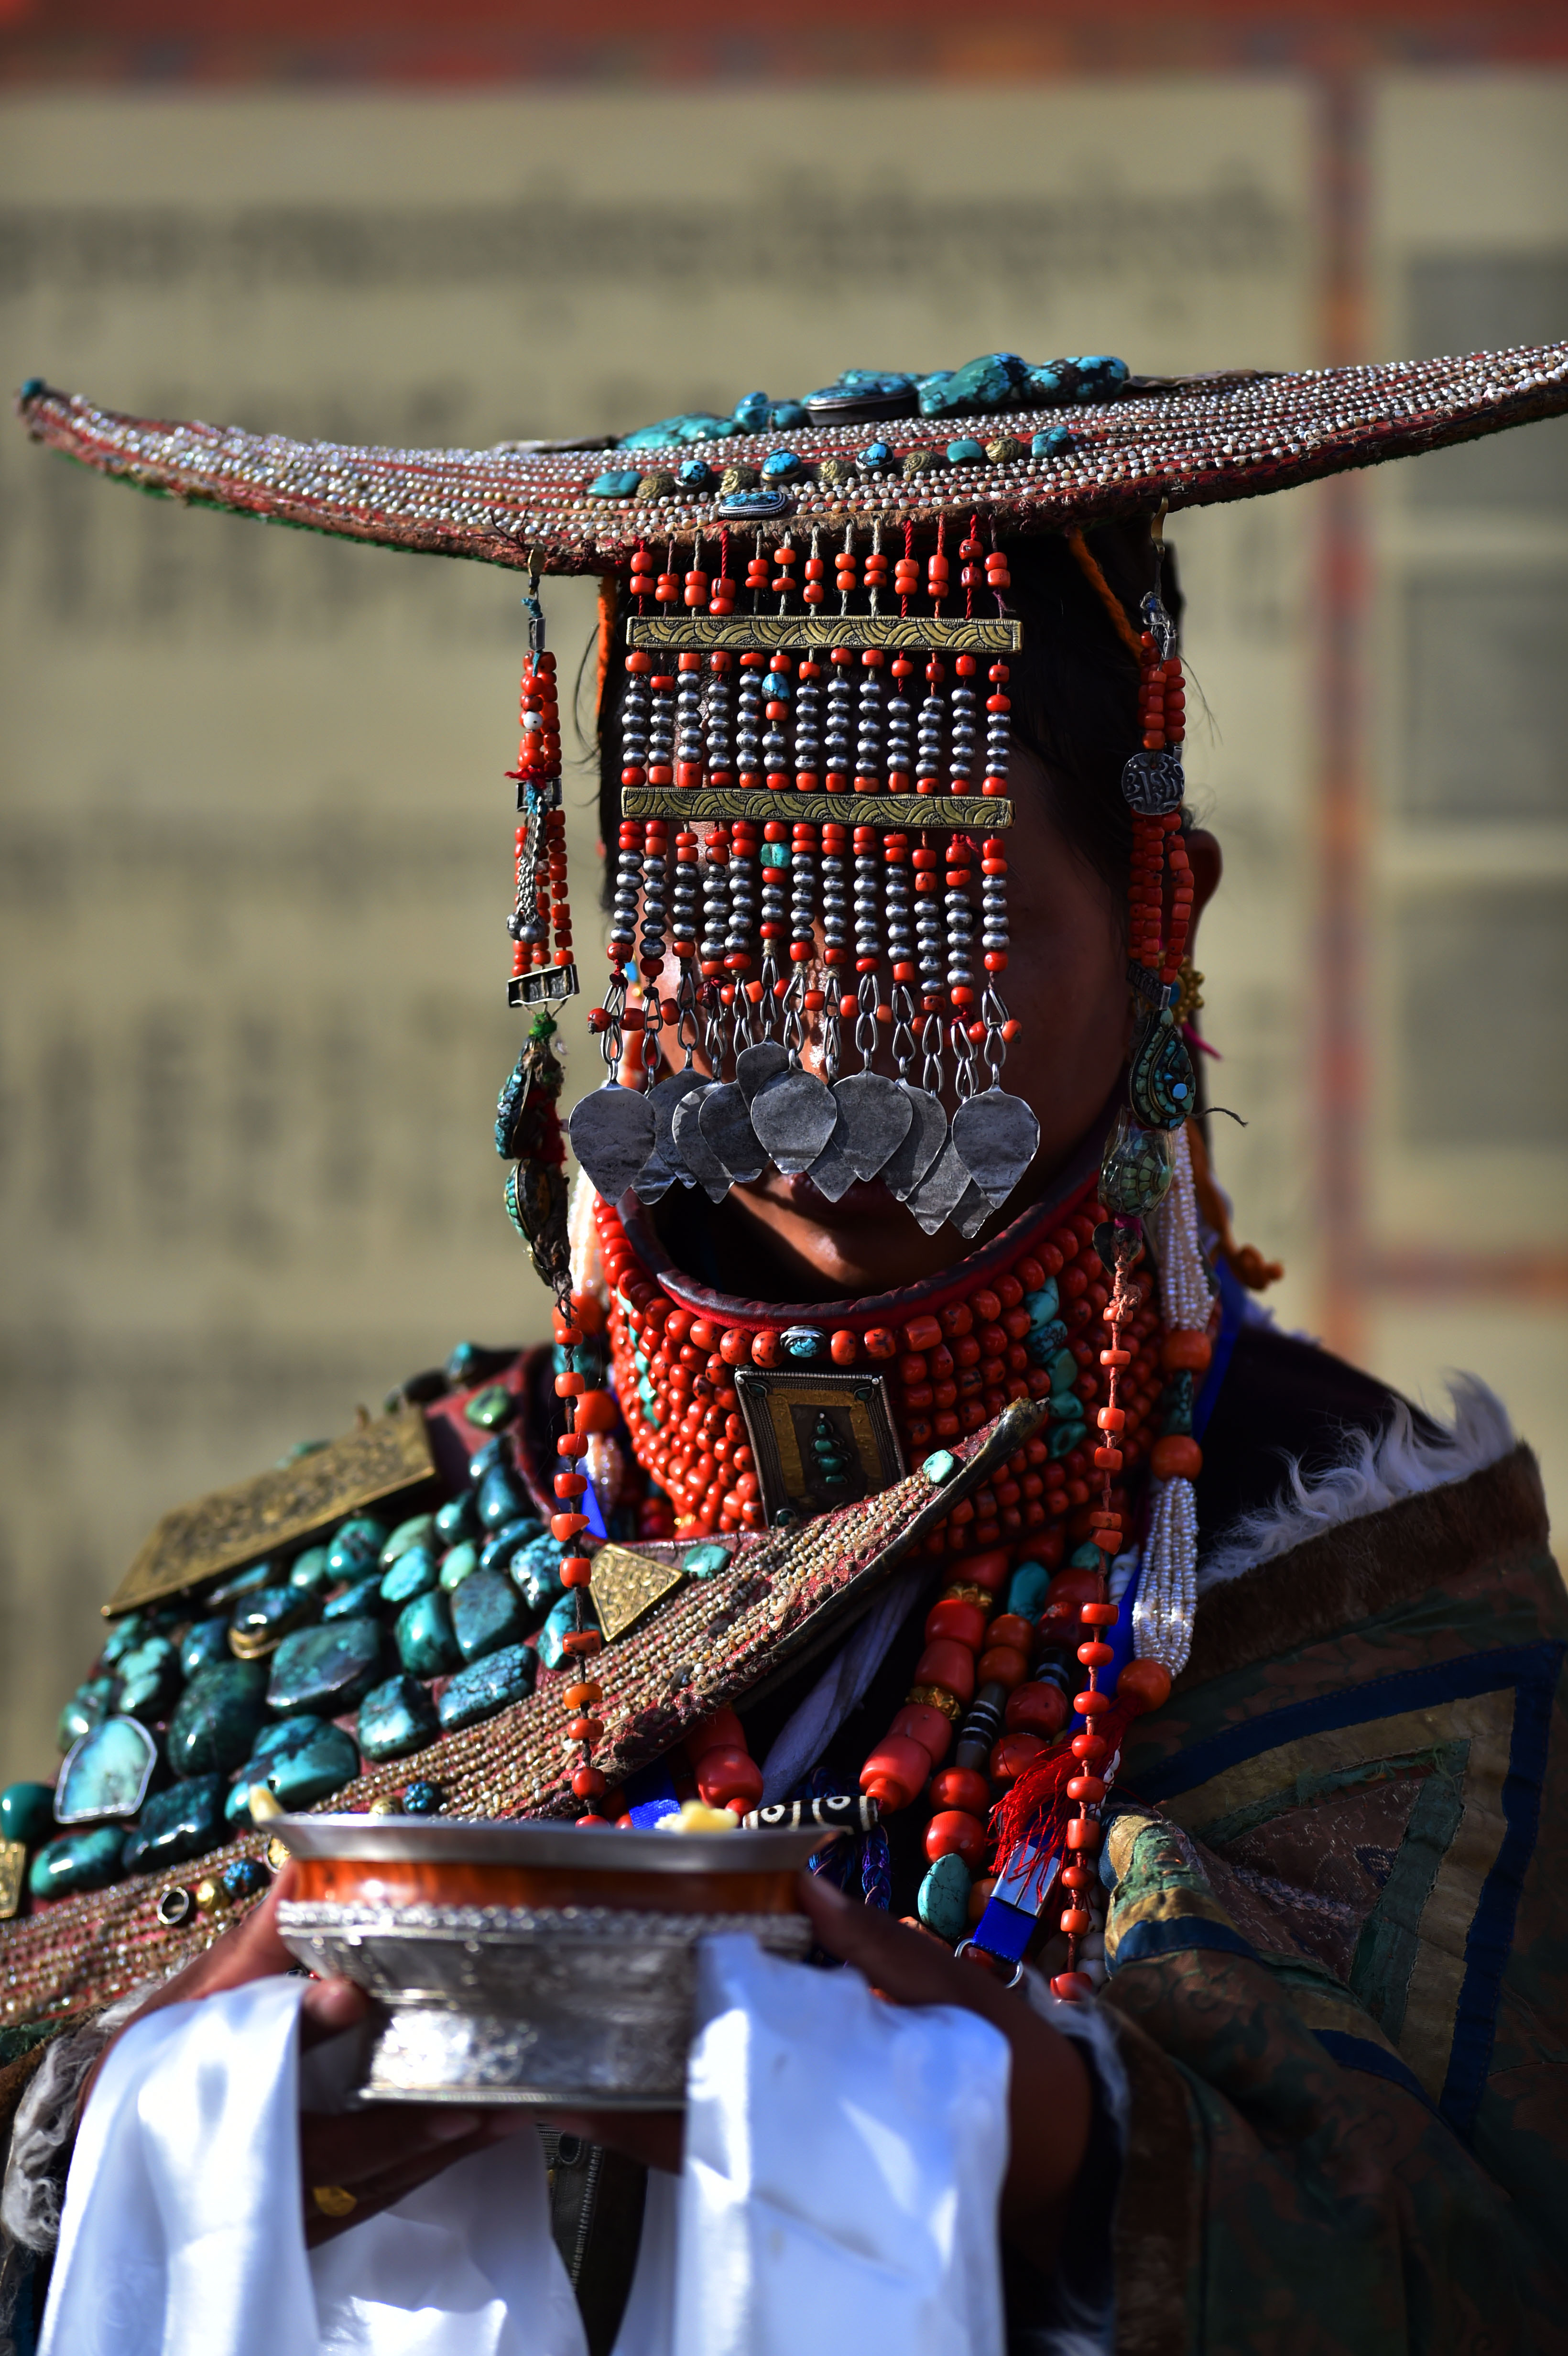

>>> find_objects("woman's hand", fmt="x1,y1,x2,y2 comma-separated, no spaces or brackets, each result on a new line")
555,1871,1092,2252
80,1865,530,2245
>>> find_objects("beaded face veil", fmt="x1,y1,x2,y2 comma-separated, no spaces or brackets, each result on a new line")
567,511,1041,1239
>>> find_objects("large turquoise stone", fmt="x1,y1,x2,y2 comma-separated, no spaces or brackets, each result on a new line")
230,1587,316,1653
438,1542,480,1594
1049,1348,1079,1394
917,1852,972,1942
358,1674,439,1763
268,1619,385,1716
437,1645,534,1733
122,1776,226,1875
395,1591,461,1678
1048,1420,1087,1460
1026,1317,1068,1369
1024,1280,1061,1327
467,1435,511,1481
435,1492,480,1546
1005,1560,1052,1621
450,1569,526,1664
477,1464,529,1531
682,1543,730,1580
57,1677,117,1754
380,1514,436,1567
180,1619,232,1679
227,1716,328,1823
114,1636,182,1719
326,1518,388,1578
0,1781,56,1847
29,1824,125,1899
380,1547,439,1607
322,1573,384,1622
919,352,1027,416
287,1545,334,1594
166,1661,268,1778
262,1724,359,1810
55,1717,159,1823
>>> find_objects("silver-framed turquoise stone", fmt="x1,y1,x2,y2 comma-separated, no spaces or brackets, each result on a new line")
54,1716,159,1824
1099,1107,1175,1217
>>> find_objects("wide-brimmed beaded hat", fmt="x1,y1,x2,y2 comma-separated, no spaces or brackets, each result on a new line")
16,341,1568,574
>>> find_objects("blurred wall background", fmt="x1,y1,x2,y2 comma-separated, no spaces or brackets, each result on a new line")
1,3,1565,1781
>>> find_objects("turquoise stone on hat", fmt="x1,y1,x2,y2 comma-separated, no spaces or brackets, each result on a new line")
922,1448,958,1485
781,1326,824,1359
946,437,985,466
438,1541,480,1593
589,469,642,498
394,1591,461,1679
512,1533,564,1614
262,1724,359,1811
1049,1348,1078,1395
917,1852,972,1942
479,1516,544,1575
55,1716,159,1824
287,1545,334,1594
1048,1420,1086,1460
1032,426,1076,458
380,1514,436,1567
1024,1280,1060,1326
268,1618,385,1715
29,1824,125,1899
1069,1541,1102,1571
677,458,714,491
326,1518,387,1578
166,1661,268,1778
230,1587,316,1655
227,1716,326,1823
450,1568,526,1663
0,1781,56,1848
380,1546,439,1607
122,1776,226,1875
760,449,801,481
437,1644,534,1733
222,1857,268,1902
682,1543,730,1580
358,1673,440,1763
180,1618,232,1679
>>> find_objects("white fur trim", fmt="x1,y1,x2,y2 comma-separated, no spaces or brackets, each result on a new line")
1197,1373,1516,1595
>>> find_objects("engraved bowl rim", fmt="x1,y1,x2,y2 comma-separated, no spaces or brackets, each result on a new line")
272,1813,839,1873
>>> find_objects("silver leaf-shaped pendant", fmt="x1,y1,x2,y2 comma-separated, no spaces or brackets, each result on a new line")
672,1089,732,1203
951,1091,1041,1210
805,1111,859,1201
949,1179,994,1239
735,1039,790,1104
567,1086,657,1204
881,1086,947,1202
749,1067,838,1174
832,1070,914,1182
905,1134,973,1233
698,1082,765,1185
631,1149,677,1205
649,1068,711,1189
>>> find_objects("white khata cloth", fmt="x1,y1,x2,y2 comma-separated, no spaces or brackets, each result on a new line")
41,1936,1011,2356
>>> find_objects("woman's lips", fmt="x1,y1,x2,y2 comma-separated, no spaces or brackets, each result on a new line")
775,1171,900,1221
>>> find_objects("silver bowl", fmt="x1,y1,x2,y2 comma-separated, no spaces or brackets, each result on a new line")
273,1814,830,2108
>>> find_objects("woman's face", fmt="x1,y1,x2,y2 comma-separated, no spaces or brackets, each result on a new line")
651,742,1220,1301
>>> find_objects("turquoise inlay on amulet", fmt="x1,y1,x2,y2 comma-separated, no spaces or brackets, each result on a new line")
55,1717,159,1824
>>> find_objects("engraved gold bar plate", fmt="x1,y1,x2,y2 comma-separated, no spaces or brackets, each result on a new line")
627,616,1022,653
621,787,1012,829
0,1839,25,1922
104,1411,438,1619
588,1542,689,1644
